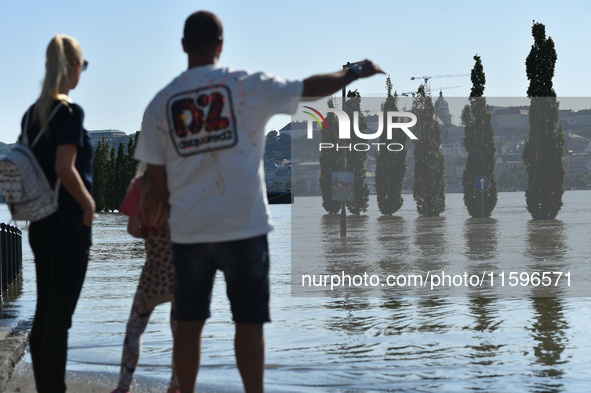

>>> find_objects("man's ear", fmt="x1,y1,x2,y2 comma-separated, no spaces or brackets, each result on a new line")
217,40,223,56
182,38,188,54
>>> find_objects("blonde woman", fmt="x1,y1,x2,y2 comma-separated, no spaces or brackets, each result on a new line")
113,168,178,393
25,34,95,393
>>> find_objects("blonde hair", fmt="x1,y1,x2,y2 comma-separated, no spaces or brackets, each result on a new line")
133,164,169,229
34,34,82,131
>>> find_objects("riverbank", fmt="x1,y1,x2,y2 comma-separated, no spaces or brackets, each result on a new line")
0,325,249,393
0,322,29,392
4,361,124,393
3,356,302,393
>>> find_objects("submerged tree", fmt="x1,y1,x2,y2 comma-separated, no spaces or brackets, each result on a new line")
92,137,111,212
123,133,138,190
462,54,498,218
92,134,138,213
114,142,130,208
105,143,118,211
319,97,342,214
345,90,369,215
522,21,565,219
412,85,446,217
375,76,406,215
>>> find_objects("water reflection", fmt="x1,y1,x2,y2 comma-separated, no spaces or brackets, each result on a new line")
324,297,375,336
466,297,503,382
315,215,371,297
416,297,451,332
414,217,446,269
376,216,409,249
464,218,499,298
525,220,566,263
463,218,498,261
525,220,567,298
0,276,25,327
468,298,500,333
2,275,24,304
529,297,568,390
377,216,410,297
320,215,369,257
525,220,569,391
379,297,407,335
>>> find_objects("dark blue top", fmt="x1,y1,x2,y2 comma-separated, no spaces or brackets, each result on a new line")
21,100,93,221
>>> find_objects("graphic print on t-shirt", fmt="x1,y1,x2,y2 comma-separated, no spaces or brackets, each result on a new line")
167,85,237,156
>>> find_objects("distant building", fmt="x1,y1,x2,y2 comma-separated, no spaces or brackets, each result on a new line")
495,154,525,174
88,130,133,149
490,106,529,131
434,91,452,125
441,141,466,158
291,161,320,195
565,132,590,153
560,109,591,127
364,114,380,135
280,121,319,139
442,124,464,141
564,153,590,177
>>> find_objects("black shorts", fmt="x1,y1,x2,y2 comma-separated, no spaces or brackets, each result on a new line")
172,234,270,324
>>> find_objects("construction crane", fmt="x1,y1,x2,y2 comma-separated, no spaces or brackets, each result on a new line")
401,85,462,97
410,74,470,85
433,85,462,93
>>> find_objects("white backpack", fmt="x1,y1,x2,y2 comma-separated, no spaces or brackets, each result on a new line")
0,105,62,222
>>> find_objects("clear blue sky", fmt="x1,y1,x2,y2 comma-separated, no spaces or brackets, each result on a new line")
0,0,588,143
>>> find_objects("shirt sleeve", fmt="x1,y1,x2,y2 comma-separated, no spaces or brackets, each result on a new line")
55,104,85,146
135,99,167,165
119,177,142,217
238,72,303,115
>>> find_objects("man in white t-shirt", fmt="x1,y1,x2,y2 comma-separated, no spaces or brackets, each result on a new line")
134,10,385,393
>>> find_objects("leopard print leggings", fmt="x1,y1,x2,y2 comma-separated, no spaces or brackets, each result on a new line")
117,228,178,392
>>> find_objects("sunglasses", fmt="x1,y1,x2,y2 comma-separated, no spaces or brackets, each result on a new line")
81,60,89,71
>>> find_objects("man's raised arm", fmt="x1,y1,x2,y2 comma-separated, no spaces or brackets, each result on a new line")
301,59,385,100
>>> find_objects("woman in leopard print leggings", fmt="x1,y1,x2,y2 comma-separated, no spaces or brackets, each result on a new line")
113,170,179,393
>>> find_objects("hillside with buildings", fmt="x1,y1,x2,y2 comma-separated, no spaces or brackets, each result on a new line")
266,93,591,195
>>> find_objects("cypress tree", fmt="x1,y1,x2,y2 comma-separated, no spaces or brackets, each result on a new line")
462,55,498,218
345,90,369,215
375,76,406,215
522,21,565,219
123,134,138,190
107,144,117,211
319,97,342,214
91,140,102,211
92,137,111,212
412,85,446,217
114,142,128,208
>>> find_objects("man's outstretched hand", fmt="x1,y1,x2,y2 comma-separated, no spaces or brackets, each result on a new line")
302,59,387,99
351,59,387,79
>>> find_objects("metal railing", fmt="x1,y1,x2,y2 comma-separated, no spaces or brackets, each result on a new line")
0,223,22,291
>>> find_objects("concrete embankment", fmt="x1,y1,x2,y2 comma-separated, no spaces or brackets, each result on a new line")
0,321,30,392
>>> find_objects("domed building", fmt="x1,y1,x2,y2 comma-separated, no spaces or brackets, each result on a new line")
434,90,452,126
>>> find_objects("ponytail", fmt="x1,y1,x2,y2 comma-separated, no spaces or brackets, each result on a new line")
34,34,82,131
